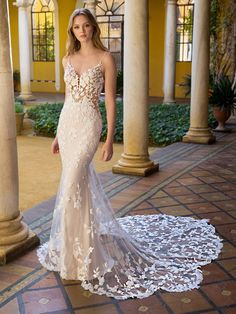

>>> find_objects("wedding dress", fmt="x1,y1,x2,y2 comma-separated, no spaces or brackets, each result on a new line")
37,57,222,300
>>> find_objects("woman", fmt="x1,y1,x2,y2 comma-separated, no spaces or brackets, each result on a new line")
38,8,222,300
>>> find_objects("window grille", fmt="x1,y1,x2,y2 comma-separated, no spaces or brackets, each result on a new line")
84,0,124,70
176,0,194,62
31,0,55,62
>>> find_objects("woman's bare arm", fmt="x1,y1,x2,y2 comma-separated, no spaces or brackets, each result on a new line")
101,52,117,161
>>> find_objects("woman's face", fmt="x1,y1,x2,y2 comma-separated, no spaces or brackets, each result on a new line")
72,15,94,43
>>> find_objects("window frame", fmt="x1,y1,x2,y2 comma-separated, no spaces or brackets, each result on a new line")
176,0,194,62
84,0,124,71
31,0,55,62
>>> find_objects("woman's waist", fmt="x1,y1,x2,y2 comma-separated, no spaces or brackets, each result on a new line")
60,102,102,124
64,97,100,113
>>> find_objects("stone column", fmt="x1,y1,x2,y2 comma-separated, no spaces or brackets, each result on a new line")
163,0,177,104
75,0,85,9
112,0,159,176
0,0,39,265
14,0,34,100
183,0,215,144
83,0,100,16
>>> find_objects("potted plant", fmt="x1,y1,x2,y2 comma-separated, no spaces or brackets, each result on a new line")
209,74,236,131
15,100,25,135
13,70,20,92
180,73,191,97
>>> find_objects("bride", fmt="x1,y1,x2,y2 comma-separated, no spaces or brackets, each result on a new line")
37,8,222,300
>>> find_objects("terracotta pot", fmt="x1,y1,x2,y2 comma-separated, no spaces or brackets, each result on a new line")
212,106,231,131
15,112,25,135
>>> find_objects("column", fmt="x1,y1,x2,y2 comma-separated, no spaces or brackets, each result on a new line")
183,0,215,144
112,0,159,176
83,0,100,16
53,1,60,91
14,0,34,100
0,0,39,265
163,0,177,104
76,0,85,8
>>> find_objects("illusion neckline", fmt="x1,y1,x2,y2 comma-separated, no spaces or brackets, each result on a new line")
67,61,102,79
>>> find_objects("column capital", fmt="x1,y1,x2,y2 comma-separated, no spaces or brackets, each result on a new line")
13,0,31,8
166,0,177,5
83,0,101,6
83,0,101,17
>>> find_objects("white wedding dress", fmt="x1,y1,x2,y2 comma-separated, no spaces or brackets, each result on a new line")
37,58,222,300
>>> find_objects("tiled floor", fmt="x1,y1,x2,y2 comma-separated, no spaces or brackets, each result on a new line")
1,123,236,313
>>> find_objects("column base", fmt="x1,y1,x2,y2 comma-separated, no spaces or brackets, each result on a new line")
112,153,159,176
17,93,35,101
183,127,216,144
162,100,176,105
112,163,159,176
0,229,40,265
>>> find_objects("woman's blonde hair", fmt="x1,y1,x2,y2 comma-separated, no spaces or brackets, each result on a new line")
66,8,107,55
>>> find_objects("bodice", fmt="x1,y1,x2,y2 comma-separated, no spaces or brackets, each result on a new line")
64,62,104,106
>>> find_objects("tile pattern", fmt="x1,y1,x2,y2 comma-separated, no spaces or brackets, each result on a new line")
1,129,236,313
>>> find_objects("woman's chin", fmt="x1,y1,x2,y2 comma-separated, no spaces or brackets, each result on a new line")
79,37,88,42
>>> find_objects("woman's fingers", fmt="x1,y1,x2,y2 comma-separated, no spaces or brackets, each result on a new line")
102,150,113,161
101,143,113,161
52,142,59,154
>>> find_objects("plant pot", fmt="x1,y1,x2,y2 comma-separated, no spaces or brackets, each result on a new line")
15,112,25,135
14,81,19,92
212,106,231,132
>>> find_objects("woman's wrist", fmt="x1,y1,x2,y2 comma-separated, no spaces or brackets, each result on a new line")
105,138,113,145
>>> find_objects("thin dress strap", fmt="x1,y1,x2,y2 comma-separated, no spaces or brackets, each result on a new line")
100,51,108,65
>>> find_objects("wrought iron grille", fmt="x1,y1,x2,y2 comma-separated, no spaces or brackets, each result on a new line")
84,0,124,70
31,0,55,62
176,0,194,62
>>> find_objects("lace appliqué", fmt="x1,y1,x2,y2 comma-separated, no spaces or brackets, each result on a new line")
64,62,104,113
37,56,223,300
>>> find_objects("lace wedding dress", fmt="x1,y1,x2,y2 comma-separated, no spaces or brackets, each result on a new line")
37,58,222,300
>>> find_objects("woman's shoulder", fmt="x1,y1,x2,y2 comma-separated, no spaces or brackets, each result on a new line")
100,50,115,66
62,55,70,68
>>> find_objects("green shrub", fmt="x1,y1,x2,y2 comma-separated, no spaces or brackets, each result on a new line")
100,101,123,142
27,103,63,137
15,101,24,113
15,97,24,105
149,104,216,146
26,102,216,146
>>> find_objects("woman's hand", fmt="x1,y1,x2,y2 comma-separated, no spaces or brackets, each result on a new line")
101,141,113,161
51,137,59,154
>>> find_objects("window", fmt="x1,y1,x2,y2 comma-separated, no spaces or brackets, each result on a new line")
31,0,55,61
176,0,194,62
85,0,124,70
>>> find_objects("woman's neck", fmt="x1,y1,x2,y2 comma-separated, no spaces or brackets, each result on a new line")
79,42,96,57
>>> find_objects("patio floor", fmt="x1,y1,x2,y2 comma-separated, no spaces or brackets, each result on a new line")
0,119,236,313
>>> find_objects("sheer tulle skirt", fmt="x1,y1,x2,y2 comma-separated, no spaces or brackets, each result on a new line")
37,69,222,300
